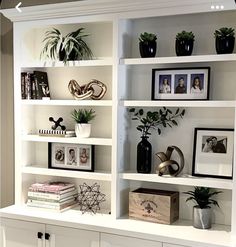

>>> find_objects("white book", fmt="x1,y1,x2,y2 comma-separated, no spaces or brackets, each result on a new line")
28,193,78,203
28,187,76,200
27,196,77,207
27,200,77,211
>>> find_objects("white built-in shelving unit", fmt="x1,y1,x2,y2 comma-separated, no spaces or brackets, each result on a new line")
1,1,236,247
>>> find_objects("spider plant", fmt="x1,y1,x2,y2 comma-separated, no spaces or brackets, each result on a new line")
40,28,93,64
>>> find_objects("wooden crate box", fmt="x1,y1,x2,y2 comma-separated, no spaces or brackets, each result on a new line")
129,188,179,224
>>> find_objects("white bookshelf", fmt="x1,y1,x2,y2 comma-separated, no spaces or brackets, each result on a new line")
122,100,236,108
1,1,236,247
21,100,113,106
120,54,236,65
22,167,112,181
22,58,113,68
120,172,233,190
22,135,113,146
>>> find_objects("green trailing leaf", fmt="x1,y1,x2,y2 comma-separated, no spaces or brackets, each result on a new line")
129,107,185,137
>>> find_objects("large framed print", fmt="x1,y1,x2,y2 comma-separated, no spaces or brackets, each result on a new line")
152,67,210,100
192,128,234,179
48,143,94,172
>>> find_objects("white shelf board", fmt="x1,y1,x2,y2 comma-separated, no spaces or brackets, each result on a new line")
122,100,236,108
21,57,113,68
21,99,112,106
120,172,233,190
22,166,112,181
22,135,112,146
0,205,232,247
120,54,236,65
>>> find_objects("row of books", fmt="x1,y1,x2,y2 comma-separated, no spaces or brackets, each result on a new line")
27,181,78,211
21,71,50,100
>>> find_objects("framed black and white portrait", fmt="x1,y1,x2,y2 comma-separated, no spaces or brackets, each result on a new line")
192,128,234,179
49,143,94,172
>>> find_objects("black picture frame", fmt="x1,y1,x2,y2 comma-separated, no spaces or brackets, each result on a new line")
152,67,210,100
192,128,234,179
48,143,94,172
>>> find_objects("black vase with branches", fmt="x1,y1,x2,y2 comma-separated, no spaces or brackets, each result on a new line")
129,107,185,173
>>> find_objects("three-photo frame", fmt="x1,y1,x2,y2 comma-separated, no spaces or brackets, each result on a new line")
152,67,210,100
48,142,94,172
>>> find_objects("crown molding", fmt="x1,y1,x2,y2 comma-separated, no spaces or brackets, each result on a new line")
0,0,235,22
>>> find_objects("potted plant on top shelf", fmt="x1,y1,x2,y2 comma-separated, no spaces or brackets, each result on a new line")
129,107,185,173
139,32,157,58
214,27,235,54
71,109,96,138
175,30,195,56
184,187,222,229
40,28,93,64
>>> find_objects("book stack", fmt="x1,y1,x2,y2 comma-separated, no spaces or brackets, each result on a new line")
38,129,76,137
27,181,78,211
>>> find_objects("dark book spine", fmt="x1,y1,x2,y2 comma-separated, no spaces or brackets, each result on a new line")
21,72,26,99
25,73,32,100
30,74,37,99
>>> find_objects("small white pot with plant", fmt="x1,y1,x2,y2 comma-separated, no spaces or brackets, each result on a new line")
71,109,95,138
184,187,222,229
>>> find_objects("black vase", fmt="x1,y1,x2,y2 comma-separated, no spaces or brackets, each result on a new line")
139,41,157,58
68,49,78,60
137,136,152,173
175,39,194,56
59,48,66,61
215,36,235,54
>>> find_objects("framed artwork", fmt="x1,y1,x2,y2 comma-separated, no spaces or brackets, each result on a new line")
48,143,94,172
151,67,210,100
192,128,234,179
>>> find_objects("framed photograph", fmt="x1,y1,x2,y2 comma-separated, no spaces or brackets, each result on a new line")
192,128,234,179
152,67,210,100
48,143,94,172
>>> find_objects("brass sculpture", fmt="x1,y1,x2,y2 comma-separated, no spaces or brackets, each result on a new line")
156,146,184,177
68,79,107,100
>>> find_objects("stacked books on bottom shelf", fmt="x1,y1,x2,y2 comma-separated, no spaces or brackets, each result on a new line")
27,181,78,211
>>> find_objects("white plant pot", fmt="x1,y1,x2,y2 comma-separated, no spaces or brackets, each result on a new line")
75,123,91,138
193,206,212,229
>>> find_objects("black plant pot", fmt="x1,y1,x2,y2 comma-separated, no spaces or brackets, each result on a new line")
175,39,194,56
59,48,66,61
137,136,152,173
215,36,235,54
139,41,157,58
68,49,78,60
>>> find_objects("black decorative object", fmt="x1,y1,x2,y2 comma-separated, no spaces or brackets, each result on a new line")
139,41,157,58
214,27,235,54
77,182,106,214
139,32,157,58
49,117,66,130
175,31,195,56
156,145,184,177
215,36,235,54
137,136,152,173
175,39,194,56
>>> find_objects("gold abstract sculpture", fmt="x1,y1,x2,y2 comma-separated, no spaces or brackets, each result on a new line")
156,146,184,177
68,79,107,100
